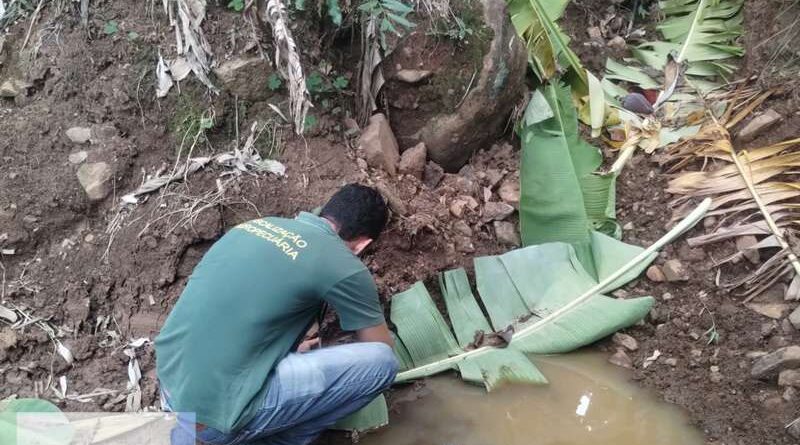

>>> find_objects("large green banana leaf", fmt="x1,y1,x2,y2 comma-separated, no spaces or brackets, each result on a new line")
519,82,618,276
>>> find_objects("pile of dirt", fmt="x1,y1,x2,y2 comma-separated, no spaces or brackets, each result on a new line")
1,1,799,444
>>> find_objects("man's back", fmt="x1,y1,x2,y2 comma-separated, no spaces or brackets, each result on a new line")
155,211,384,433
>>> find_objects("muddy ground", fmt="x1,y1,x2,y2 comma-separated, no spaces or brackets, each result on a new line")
1,0,799,444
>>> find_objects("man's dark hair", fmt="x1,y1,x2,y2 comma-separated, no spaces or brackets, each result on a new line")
320,184,388,241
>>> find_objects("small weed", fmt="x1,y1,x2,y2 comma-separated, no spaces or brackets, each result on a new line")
306,72,324,94
127,31,139,41
699,304,719,345
304,114,318,131
267,73,283,91
332,75,348,90
170,94,216,153
358,0,415,50
104,20,119,35
427,16,474,42
227,0,245,12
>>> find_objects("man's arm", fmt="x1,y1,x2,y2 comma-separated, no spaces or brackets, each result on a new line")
356,322,394,348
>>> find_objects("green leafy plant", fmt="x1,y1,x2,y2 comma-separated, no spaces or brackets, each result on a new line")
327,0,343,25
103,20,119,35
332,75,349,90
358,0,415,49
427,16,474,42
228,0,245,12
305,72,324,94
126,31,139,41
267,73,283,91
303,114,318,131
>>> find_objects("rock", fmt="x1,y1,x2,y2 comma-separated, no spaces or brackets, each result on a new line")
493,221,520,247
0,78,29,97
385,0,528,171
68,151,88,164
76,162,113,201
212,56,276,101
360,114,400,176
607,35,627,50
483,201,515,221
737,109,783,142
736,235,760,264
398,143,427,179
710,368,723,383
452,220,473,237
395,69,432,84
498,177,520,208
662,292,674,301
646,265,666,282
665,358,678,367
608,349,632,369
784,387,798,402
66,127,92,144
790,306,800,330
751,345,800,379
779,369,800,387
484,169,504,188
423,161,445,188
449,196,479,218
375,182,407,216
746,303,791,320
662,259,688,282
587,26,603,40
454,236,475,253
0,327,18,351
612,333,639,351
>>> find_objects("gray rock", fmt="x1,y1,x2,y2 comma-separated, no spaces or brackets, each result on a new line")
493,221,520,247
452,220,473,237
746,303,791,320
608,349,632,369
646,265,666,282
213,56,276,102
76,162,113,201
360,114,400,176
454,236,475,253
66,127,92,144
0,78,29,97
662,259,688,281
375,182,407,216
737,109,783,142
612,332,639,351
68,151,88,164
449,196,479,218
423,161,445,188
607,35,627,50
395,69,432,84
587,26,603,40
483,201,515,221
398,142,427,179
751,345,800,379
779,369,800,387
665,358,678,367
498,177,520,208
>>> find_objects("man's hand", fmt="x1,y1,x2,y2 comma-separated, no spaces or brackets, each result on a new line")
296,337,320,353
356,323,394,348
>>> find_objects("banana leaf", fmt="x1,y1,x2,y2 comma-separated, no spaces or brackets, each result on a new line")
519,82,619,276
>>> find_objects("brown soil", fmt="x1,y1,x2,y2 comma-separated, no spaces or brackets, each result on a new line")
1,1,799,444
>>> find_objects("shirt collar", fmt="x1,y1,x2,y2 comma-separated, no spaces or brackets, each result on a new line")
295,211,337,237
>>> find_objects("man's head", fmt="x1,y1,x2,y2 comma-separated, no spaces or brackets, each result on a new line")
320,184,388,255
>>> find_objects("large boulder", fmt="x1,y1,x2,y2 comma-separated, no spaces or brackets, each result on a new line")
382,0,527,171
213,56,276,102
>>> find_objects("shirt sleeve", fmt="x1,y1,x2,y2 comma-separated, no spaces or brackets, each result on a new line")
324,269,385,331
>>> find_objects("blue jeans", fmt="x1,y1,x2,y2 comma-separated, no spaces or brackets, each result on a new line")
167,342,398,445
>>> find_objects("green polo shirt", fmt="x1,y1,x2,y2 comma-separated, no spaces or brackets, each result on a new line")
154,212,385,433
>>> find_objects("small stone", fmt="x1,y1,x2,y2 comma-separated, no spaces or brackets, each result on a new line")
454,236,475,253
213,56,276,101
612,289,629,298
493,221,520,247
783,387,798,402
375,182,407,216
360,113,400,176
662,292,674,301
483,201,515,221
665,358,678,367
710,365,720,373
746,351,768,359
66,127,92,144
398,142,427,179
356,158,368,170
84,234,95,243
746,303,791,319
608,349,633,369
0,327,18,351
423,161,445,188
751,345,800,379
737,109,783,142
612,333,639,351
689,331,701,341
607,35,626,50
498,178,520,208
77,162,113,201
735,235,760,264
710,370,723,383
68,151,88,164
779,369,800,387
587,26,603,40
0,78,29,97
662,259,688,282
484,169,504,188
394,69,433,84
452,220,473,237
622,221,634,230
646,265,666,282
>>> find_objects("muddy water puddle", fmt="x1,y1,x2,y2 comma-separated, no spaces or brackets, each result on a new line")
366,351,704,445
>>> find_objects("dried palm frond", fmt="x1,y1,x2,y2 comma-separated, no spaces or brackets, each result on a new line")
166,0,218,92
260,0,312,134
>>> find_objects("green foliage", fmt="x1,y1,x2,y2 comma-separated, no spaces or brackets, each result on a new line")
332,75,349,90
305,72,324,93
327,0,343,25
104,20,119,35
228,0,245,12
358,0,415,49
427,16,474,42
268,73,283,91
304,114,318,131
295,0,306,10
126,31,139,41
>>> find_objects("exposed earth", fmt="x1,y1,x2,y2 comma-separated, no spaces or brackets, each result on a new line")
1,0,799,444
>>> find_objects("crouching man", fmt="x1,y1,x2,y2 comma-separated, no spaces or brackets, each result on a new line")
155,184,398,445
